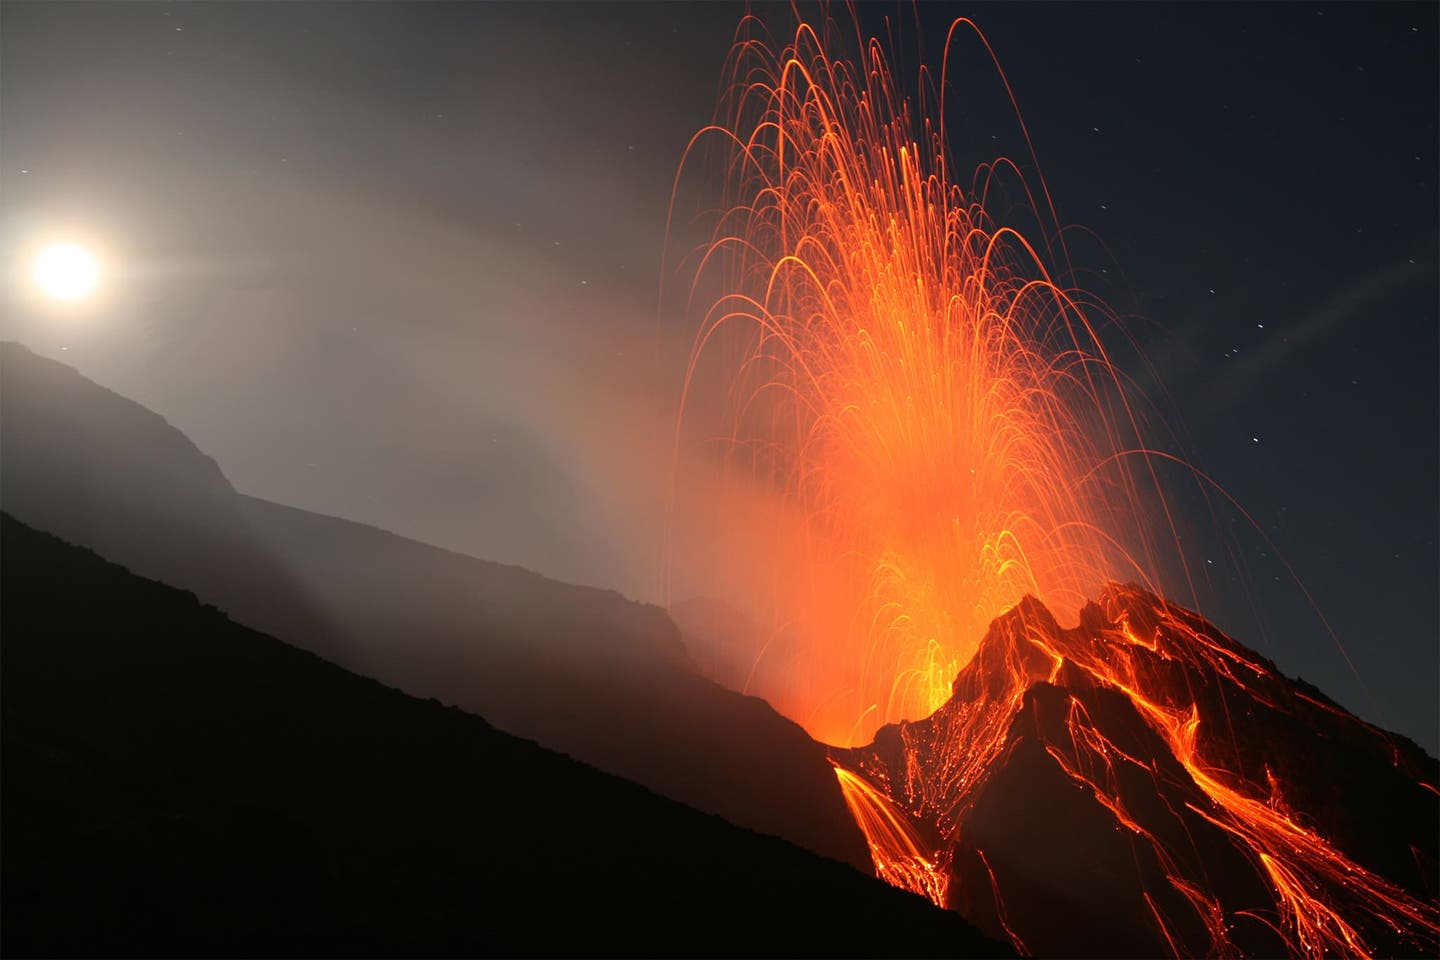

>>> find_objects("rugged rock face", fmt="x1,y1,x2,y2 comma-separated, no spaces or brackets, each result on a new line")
832,586,1440,957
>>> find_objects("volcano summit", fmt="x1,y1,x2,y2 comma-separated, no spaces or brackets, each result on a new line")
820,586,1439,957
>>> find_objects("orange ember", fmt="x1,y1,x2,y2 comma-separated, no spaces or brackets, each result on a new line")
671,15,1179,747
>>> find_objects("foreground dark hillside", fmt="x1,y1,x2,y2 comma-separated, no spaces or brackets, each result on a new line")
236,494,868,871
0,341,869,872
0,342,347,662
0,513,1008,958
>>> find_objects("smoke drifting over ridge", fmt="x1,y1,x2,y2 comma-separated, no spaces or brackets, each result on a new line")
1,2,740,604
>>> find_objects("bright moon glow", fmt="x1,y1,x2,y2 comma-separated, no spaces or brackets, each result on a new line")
32,244,100,301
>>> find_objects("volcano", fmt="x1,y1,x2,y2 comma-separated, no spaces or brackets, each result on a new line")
819,586,1440,957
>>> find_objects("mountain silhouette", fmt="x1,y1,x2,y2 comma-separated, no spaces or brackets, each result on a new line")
0,341,346,662
829,587,1440,957
0,340,868,872
234,495,867,870
0,512,1009,957
668,595,770,698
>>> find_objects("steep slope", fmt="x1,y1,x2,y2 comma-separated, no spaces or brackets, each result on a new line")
0,341,345,662
0,513,1009,958
236,494,869,870
832,587,1440,957
0,341,868,872
669,595,769,698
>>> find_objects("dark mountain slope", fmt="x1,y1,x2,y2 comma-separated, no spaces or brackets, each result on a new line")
0,341,869,872
832,588,1440,957
0,513,1009,958
668,595,768,696
0,341,345,662
236,495,867,871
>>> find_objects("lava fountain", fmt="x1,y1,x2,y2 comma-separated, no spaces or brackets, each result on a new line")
668,13,1186,748
665,11,1440,959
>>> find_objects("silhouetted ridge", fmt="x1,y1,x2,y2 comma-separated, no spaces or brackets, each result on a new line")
236,495,870,871
0,340,870,874
0,341,348,662
0,512,1009,958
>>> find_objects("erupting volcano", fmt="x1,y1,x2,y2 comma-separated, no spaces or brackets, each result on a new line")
833,585,1439,957
671,14,1192,748
669,11,1440,958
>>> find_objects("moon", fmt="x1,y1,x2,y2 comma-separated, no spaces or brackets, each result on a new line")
32,243,101,301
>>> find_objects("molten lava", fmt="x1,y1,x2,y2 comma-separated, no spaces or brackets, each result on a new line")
833,586,1439,957
833,764,949,909
669,10,1440,958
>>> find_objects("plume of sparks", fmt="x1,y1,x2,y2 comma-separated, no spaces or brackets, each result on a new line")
667,11,1440,958
670,13,1183,747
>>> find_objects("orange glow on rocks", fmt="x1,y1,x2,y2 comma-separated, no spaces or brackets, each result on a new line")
834,586,1440,957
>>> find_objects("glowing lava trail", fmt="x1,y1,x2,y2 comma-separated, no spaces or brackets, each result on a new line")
833,763,949,908
669,11,1440,958
830,587,1440,957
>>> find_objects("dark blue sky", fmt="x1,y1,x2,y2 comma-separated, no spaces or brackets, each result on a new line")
907,3,1437,751
2,2,1434,750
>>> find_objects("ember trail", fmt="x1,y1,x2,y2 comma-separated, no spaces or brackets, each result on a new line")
670,11,1440,959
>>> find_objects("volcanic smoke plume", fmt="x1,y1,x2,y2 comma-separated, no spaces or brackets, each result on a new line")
667,11,1440,958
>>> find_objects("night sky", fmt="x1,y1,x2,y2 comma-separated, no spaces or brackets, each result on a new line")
2,2,1435,752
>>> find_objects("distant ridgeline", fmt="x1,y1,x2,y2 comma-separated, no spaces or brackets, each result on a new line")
0,340,871,873
0,512,1008,957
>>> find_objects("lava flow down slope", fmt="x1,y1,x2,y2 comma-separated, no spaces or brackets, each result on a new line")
665,10,1440,959
831,586,1439,957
